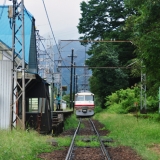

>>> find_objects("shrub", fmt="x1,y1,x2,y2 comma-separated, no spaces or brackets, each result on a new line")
94,106,103,113
105,84,160,114
105,86,140,114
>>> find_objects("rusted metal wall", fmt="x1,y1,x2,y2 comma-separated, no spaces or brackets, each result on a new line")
0,61,12,129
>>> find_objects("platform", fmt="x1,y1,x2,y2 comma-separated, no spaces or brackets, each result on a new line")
51,110,73,136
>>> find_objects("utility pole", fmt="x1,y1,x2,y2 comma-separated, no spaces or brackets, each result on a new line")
10,0,26,130
140,61,147,113
69,49,74,109
50,82,54,112
73,62,76,112
75,74,78,93
10,1,16,131
68,49,77,109
21,0,26,130
58,41,62,110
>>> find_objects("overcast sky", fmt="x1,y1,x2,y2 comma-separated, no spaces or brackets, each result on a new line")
0,0,88,43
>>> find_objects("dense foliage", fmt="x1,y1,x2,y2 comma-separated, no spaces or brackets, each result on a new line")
78,0,160,112
86,43,129,108
105,86,159,113
124,0,160,96
78,0,137,107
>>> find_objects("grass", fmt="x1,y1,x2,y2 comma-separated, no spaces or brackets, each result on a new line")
64,114,79,130
55,137,71,147
75,136,100,147
2,112,160,160
0,129,54,160
94,112,160,160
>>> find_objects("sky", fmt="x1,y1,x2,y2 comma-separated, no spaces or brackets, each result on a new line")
0,0,88,44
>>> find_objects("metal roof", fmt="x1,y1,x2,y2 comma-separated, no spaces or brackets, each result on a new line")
0,5,34,64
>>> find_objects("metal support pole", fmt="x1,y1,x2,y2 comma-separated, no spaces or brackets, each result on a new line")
69,49,74,109
73,62,76,112
75,74,78,93
50,82,54,111
10,0,16,130
21,0,26,130
57,41,62,110
140,61,146,113
10,0,26,130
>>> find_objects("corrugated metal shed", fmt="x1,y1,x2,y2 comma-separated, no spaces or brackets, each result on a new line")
0,6,33,64
0,60,12,129
0,5,38,129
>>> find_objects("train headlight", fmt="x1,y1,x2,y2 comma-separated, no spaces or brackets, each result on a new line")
82,109,87,113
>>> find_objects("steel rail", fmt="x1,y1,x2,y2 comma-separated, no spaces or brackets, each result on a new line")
89,119,111,160
65,118,81,160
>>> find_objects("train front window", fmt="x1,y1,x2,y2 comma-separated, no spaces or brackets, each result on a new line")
75,95,84,101
85,95,93,101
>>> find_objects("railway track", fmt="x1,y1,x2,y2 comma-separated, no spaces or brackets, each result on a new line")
65,118,111,160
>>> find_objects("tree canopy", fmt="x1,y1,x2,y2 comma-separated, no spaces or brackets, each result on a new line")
124,0,160,96
78,0,131,43
86,43,129,107
77,0,137,107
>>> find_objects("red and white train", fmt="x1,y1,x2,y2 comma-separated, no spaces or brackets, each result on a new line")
74,90,95,117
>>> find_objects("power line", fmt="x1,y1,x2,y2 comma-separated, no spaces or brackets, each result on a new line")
41,0,59,51
58,66,131,69
41,0,71,89
24,5,69,85
38,36,54,63
41,0,70,72
60,39,132,43
24,7,56,66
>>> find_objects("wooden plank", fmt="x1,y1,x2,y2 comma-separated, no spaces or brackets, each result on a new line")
17,72,36,79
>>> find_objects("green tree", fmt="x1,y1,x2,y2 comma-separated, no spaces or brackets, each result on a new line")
86,43,128,108
62,94,70,108
78,0,127,40
78,0,135,65
124,0,160,96
78,0,138,107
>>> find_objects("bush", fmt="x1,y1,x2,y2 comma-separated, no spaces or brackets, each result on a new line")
94,106,103,113
146,96,158,112
105,86,140,114
106,103,127,114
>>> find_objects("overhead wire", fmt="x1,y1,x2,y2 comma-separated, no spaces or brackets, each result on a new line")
24,7,54,64
41,0,72,70
41,0,71,86
24,6,69,85
37,34,69,85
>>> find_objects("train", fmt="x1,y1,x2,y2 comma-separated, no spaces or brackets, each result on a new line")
74,90,95,117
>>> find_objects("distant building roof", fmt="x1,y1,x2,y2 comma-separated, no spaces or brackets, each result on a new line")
0,5,34,64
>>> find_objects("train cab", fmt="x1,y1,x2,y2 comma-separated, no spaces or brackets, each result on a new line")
74,90,95,117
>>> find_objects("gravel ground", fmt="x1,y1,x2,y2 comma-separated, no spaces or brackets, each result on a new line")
38,119,143,160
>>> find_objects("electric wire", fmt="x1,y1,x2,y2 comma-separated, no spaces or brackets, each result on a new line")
41,0,71,85
41,0,71,70
38,34,69,85
24,6,54,63
24,6,69,85
24,7,55,65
